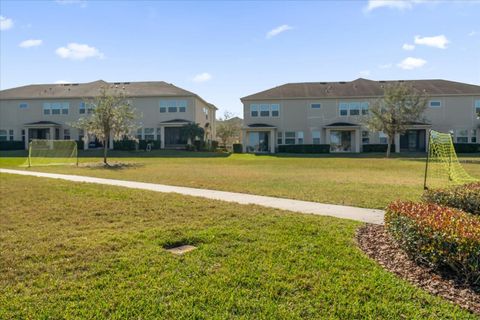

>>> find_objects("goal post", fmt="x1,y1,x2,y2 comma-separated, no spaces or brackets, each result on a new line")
424,129,478,189
27,139,78,167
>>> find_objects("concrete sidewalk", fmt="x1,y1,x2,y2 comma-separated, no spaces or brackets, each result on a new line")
0,168,385,224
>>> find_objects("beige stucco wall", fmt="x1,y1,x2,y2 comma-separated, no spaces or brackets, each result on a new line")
0,95,217,144
242,95,480,149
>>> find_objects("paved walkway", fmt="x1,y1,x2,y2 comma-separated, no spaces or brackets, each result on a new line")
0,168,385,224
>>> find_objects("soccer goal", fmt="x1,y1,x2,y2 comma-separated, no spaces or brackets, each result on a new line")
26,140,78,167
423,130,478,189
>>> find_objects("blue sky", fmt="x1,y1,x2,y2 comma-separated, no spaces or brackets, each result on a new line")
1,0,479,116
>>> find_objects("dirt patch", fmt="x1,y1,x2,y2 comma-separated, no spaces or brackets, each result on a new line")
356,224,479,315
79,162,144,170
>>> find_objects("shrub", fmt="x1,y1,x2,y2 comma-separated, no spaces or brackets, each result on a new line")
185,144,196,151
0,141,24,150
233,144,243,153
423,182,480,215
76,140,84,150
139,139,160,150
277,144,330,154
362,144,396,153
453,143,479,153
114,139,137,151
385,201,480,284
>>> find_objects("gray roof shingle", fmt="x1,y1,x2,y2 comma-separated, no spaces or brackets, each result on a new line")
241,78,480,100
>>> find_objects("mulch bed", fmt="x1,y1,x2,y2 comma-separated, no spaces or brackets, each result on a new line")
356,224,479,315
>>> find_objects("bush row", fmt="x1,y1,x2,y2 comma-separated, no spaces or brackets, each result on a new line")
423,182,480,216
0,140,24,150
278,144,330,154
385,201,480,284
362,144,396,153
453,143,480,153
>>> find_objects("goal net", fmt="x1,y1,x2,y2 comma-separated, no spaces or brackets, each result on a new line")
424,130,478,189
26,140,78,167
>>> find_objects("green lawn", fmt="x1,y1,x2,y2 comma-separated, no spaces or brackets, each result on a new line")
1,150,479,209
0,174,475,319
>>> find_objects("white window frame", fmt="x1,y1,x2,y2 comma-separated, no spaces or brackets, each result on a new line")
285,131,295,145
471,129,477,143
311,103,321,109
475,100,480,116
455,129,468,143
297,131,304,144
312,130,321,144
362,131,370,144
277,131,283,145
144,128,155,141
43,102,69,115
379,131,388,144
0,129,7,141
64,129,71,140
250,104,259,117
271,104,280,117
429,100,442,108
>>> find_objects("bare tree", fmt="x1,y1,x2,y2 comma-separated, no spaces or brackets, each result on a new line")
73,88,139,165
216,111,241,147
363,83,428,157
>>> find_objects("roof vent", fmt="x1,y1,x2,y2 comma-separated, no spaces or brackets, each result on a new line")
114,82,121,85
72,83,79,86
379,80,386,83
339,81,346,84
123,82,130,85
398,80,404,83
320,82,327,85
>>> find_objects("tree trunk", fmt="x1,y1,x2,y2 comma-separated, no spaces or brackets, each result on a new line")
386,136,394,158
103,139,108,165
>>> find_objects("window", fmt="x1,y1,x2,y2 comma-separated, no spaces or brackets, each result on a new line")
455,129,468,143
260,104,270,117
285,132,295,144
43,102,69,115
311,103,321,109
144,128,155,141
349,102,360,116
361,102,369,115
429,100,441,108
379,131,388,144
19,103,28,109
250,104,259,117
271,104,279,117
297,131,304,144
277,131,283,145
312,131,321,144
22,129,25,142
79,102,94,114
339,102,369,116
362,131,370,144
64,129,71,140
78,129,84,142
475,100,480,116
471,129,477,143
159,100,187,113
156,128,161,142
9,129,14,141
136,128,143,140
0,130,7,141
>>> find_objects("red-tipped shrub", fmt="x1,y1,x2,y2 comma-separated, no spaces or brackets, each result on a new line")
423,182,480,215
385,201,480,284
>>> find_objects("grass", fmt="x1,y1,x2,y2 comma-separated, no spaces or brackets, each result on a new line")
0,174,476,319
1,150,479,209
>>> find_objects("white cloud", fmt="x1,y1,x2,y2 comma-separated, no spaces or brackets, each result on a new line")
0,16,13,31
19,39,43,48
379,63,393,69
266,24,293,39
192,72,212,83
468,30,477,36
54,80,70,84
402,43,415,51
55,43,104,60
56,0,87,7
414,35,449,49
365,0,427,12
359,70,371,77
397,57,427,70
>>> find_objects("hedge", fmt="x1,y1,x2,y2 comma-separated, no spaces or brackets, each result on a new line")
139,140,160,150
423,182,480,215
453,143,479,153
76,140,84,150
362,144,396,153
113,139,137,151
385,201,480,284
0,140,24,150
278,144,330,154
233,144,243,153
